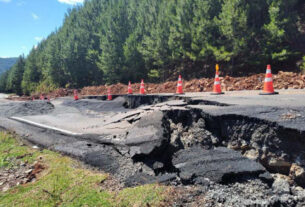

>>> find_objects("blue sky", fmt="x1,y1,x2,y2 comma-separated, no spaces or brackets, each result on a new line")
0,0,84,58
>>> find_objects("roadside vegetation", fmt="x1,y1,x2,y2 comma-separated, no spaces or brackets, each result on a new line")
301,56,305,74
0,132,167,207
0,0,304,95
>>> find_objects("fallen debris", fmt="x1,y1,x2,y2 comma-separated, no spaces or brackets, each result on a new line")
0,162,45,192
281,112,302,120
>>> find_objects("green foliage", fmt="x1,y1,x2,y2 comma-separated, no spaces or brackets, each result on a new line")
271,49,291,61
0,132,39,168
148,69,160,82
0,71,9,93
35,79,58,94
0,0,304,94
301,56,305,73
6,56,25,95
21,49,42,95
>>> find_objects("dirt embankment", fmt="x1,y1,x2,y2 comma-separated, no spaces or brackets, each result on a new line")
8,71,305,101
80,71,305,95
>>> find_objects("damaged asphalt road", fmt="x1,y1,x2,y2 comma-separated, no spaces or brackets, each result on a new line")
1,90,305,206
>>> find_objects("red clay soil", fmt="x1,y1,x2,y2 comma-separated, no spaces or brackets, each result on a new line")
80,71,305,96
7,71,305,101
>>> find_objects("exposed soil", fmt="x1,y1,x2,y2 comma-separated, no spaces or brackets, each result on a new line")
80,71,305,96
0,161,45,192
6,71,305,101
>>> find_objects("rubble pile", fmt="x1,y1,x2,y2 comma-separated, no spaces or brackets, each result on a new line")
36,88,74,98
0,162,44,192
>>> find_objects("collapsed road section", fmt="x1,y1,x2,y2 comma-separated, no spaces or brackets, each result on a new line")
1,91,305,206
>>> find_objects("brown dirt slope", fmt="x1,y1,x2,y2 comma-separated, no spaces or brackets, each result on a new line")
8,71,305,101
80,71,305,96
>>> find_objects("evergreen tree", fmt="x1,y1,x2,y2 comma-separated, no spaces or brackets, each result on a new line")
21,48,42,95
6,55,25,95
0,71,9,92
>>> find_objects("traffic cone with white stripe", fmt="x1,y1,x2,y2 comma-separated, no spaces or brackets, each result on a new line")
73,90,79,101
128,81,133,94
259,65,279,95
139,79,146,95
176,75,184,94
211,64,224,95
107,88,112,101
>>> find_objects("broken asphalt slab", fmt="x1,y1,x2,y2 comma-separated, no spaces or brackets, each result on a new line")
172,146,267,185
1,90,305,188
125,111,169,157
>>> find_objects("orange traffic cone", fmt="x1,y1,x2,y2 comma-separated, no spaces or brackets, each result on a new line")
176,75,184,94
139,79,146,95
128,81,133,94
74,90,79,101
211,64,224,95
260,65,278,95
40,94,44,100
107,88,112,101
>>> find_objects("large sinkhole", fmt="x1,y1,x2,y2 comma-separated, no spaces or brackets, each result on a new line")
128,105,305,187
61,95,305,187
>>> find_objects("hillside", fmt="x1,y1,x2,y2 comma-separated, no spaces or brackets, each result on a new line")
0,0,305,95
0,58,17,74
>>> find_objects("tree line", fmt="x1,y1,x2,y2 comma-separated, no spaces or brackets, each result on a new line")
1,0,304,95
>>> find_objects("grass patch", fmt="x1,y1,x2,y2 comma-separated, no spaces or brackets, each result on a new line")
0,132,167,207
0,132,38,168
115,185,166,207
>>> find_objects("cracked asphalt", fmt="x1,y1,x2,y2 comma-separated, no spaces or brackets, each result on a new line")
1,89,305,136
1,91,305,206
